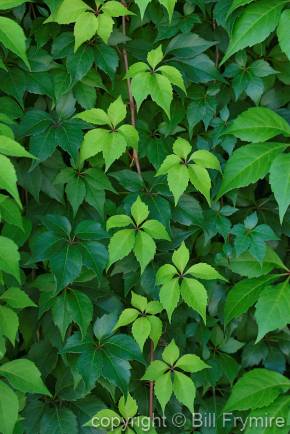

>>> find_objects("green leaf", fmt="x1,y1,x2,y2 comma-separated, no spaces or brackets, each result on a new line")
156,264,177,285
142,220,170,240
103,0,133,16
175,354,209,373
101,350,131,394
0,154,21,207
188,164,211,205
173,371,196,412
118,394,138,419
131,196,149,226
180,278,208,323
131,292,148,311
245,396,290,434
0,305,19,345
154,372,172,413
269,153,290,224
159,0,177,21
80,129,106,163
132,317,151,351
225,108,290,142
108,229,135,267
224,275,276,325
108,96,126,127
217,143,286,198
0,17,29,68
172,242,189,274
52,289,93,340
277,10,290,61
0,359,50,395
114,308,139,329
150,73,173,118
0,380,18,434
0,196,23,229
221,0,285,65
119,124,139,150
66,176,86,216
0,287,36,309
49,243,82,290
134,0,151,19
76,108,110,125
146,301,163,315
156,154,181,176
167,164,189,205
255,280,290,342
159,278,180,321
172,138,191,159
147,46,164,70
0,236,20,282
227,0,255,17
224,368,290,411
0,0,31,9
96,13,114,44
50,0,89,24
133,231,156,273
86,409,120,429
148,315,162,349
0,135,35,158
142,360,168,380
229,246,287,278
131,72,152,112
74,12,98,52
102,131,128,171
106,214,133,230
158,65,186,93
40,407,78,434
80,241,108,279
187,263,226,281
190,150,221,171
162,339,180,365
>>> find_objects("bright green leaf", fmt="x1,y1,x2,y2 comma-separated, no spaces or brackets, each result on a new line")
108,229,135,267
0,17,29,68
173,371,196,412
0,359,50,395
180,278,208,323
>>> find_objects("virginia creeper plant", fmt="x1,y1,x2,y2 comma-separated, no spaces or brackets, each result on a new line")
0,0,289,433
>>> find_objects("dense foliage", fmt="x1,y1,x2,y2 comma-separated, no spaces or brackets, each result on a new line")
0,0,290,433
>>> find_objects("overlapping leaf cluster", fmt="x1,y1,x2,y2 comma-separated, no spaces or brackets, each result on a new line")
0,1,290,433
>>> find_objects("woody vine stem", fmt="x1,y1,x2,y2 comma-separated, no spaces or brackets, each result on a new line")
121,2,154,418
121,3,142,176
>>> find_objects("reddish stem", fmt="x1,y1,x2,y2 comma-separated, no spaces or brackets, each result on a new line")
149,339,154,418
121,3,142,176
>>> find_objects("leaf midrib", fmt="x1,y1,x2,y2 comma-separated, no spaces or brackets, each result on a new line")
228,1,284,55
